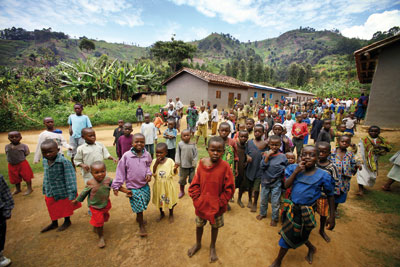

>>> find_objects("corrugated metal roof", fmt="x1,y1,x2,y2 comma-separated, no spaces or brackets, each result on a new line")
244,82,289,94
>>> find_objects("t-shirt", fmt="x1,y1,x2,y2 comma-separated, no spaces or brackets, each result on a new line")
76,177,113,209
163,128,177,149
175,141,198,168
113,127,124,146
343,118,357,130
117,135,133,158
245,139,267,180
34,130,72,163
141,123,158,145
211,109,219,122
68,114,92,138
292,122,308,139
136,108,144,116
5,143,29,165
260,153,288,185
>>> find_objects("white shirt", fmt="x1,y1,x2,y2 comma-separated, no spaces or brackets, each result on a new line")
165,101,175,109
34,131,72,163
211,109,219,122
346,100,353,108
141,122,158,144
283,120,295,138
175,100,183,110
197,110,209,125
343,118,356,129
227,120,235,136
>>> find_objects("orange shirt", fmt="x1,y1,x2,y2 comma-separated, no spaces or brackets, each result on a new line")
154,117,163,128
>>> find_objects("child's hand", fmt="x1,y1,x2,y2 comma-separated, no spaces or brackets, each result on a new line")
246,155,252,163
145,175,152,183
174,166,178,175
113,189,119,196
295,161,306,173
125,191,133,198
326,216,335,230
80,164,90,172
71,200,78,205
357,164,362,171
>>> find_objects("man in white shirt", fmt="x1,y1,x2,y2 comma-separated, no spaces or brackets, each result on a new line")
195,105,209,145
211,104,219,136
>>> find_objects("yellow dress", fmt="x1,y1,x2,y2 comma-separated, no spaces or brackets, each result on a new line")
151,158,178,211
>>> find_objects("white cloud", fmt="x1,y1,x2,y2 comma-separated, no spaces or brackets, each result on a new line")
341,10,400,39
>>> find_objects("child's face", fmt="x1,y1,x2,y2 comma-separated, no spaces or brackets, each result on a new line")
190,101,195,107
229,114,236,121
368,128,380,138
91,165,106,183
323,121,331,130
82,129,96,144
254,126,264,139
74,105,83,115
246,120,254,131
273,126,283,136
168,121,175,129
317,145,330,162
144,115,150,123
200,106,205,112
207,142,225,163
218,125,230,139
133,136,145,152
302,114,307,119
155,147,167,161
300,147,317,168
181,131,191,143
118,120,124,127
239,132,249,145
339,125,346,132
286,154,296,164
123,125,133,136
259,113,266,121
296,115,302,122
41,144,59,161
8,132,22,145
44,118,54,130
269,139,281,153
238,124,246,131
339,136,351,150
286,114,291,120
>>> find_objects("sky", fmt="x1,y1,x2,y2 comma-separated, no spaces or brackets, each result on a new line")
0,0,399,46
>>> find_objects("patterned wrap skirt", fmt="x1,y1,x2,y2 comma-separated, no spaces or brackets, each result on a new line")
129,184,150,213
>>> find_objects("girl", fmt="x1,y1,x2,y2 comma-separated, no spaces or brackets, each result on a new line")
151,143,178,223
236,130,249,208
357,126,392,195
382,150,400,191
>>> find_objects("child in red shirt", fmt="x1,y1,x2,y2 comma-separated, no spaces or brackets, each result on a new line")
187,136,235,263
291,114,308,156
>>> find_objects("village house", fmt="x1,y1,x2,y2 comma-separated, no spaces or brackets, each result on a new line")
354,34,400,128
275,87,315,103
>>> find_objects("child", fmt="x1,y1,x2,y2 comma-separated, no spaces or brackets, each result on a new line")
136,105,144,126
233,123,246,142
73,162,129,248
246,118,255,140
316,119,334,144
257,135,288,226
357,126,391,195
211,104,219,136
5,131,34,195
112,133,152,237
256,113,269,138
175,130,198,198
292,114,308,156
113,119,124,155
117,123,133,159
34,117,72,164
187,136,235,263
67,103,92,168
342,113,357,135
383,150,400,191
236,130,249,208
40,140,81,233
316,142,339,243
310,114,323,144
335,108,345,127
151,143,179,223
141,113,158,158
227,114,236,139
0,174,14,266
270,146,335,267
246,124,268,212
302,113,311,145
74,128,117,184
283,152,296,200
269,124,291,153
154,113,163,135
163,120,177,160
187,101,198,137
282,114,294,139
195,105,209,145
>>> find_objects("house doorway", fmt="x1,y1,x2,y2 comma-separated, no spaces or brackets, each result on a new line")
228,92,234,107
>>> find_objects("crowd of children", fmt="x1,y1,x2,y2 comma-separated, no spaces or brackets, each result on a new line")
1,98,398,266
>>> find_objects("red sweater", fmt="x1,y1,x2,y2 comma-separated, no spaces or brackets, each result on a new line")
188,159,235,224
292,122,308,139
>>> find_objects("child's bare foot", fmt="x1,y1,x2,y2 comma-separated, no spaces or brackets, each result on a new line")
269,259,282,267
247,201,252,208
187,244,201,257
209,246,218,263
319,230,331,242
41,222,58,233
256,215,266,220
305,245,316,264
12,190,21,195
136,218,147,225
57,220,71,231
270,220,278,227
229,197,234,203
168,214,174,223
237,199,244,208
139,226,148,237
251,203,257,212
356,191,364,196
98,237,105,248
157,212,165,222
23,189,33,196
381,185,391,191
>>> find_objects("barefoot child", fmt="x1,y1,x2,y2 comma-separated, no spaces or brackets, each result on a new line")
154,114,163,135
40,140,81,233
187,136,235,263
0,174,14,266
316,142,339,243
112,133,152,237
5,131,34,195
383,150,400,191
195,105,209,145
357,126,391,195
113,119,124,155
292,114,308,156
141,114,158,158
151,143,178,223
270,146,335,267
246,118,255,140
163,120,177,160
117,122,133,159
175,130,198,198
257,135,288,226
246,124,268,212
236,130,249,208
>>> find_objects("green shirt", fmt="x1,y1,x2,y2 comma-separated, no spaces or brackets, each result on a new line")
76,177,112,209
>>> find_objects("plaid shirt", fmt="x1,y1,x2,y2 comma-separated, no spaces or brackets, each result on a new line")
43,154,77,201
0,174,14,218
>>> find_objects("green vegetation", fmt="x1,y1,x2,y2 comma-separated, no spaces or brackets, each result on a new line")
79,38,95,52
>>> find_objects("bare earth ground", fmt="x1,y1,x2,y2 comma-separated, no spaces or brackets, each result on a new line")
1,121,400,267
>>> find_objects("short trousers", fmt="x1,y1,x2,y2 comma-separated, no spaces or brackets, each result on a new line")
137,115,143,122
196,215,224,229
68,137,85,157
195,124,208,138
179,167,195,185
211,121,218,135
345,129,354,135
45,195,81,221
8,160,34,184
316,197,329,217
247,177,261,192
188,126,196,133
167,148,176,160
90,200,112,227
145,144,154,156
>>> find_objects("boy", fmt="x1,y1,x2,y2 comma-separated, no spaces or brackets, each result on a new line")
113,119,124,154
141,113,158,158
270,146,335,267
34,117,72,164
211,104,219,136
245,118,255,140
187,136,235,263
187,101,198,137
136,105,144,126
67,103,92,168
40,140,81,233
257,135,288,226
291,114,308,156
195,105,209,145
5,131,34,195
74,128,117,184
342,113,357,135
0,174,14,266
164,120,177,160
256,113,269,139
316,119,334,144
175,130,198,198
154,113,163,135
236,130,249,208
117,123,133,159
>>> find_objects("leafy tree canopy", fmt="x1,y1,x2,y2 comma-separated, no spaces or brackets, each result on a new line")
79,38,96,52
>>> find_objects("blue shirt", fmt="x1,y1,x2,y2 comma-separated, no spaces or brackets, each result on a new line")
260,153,287,185
285,164,334,206
337,106,345,114
68,114,92,138
163,128,177,149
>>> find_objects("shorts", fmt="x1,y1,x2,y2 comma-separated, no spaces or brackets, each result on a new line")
68,137,85,157
188,126,196,133
345,129,354,135
137,114,143,122
167,148,176,160
8,160,34,184
195,124,208,138
45,195,81,221
145,144,154,156
247,177,261,192
316,197,329,217
211,121,218,135
196,215,224,228
179,167,195,185
89,200,112,227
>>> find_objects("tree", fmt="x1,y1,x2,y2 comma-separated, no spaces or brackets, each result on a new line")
247,57,255,82
225,62,232,76
239,59,246,81
297,65,306,86
263,66,270,83
231,59,239,78
288,63,299,86
79,38,95,52
150,38,197,72
305,64,313,84
255,61,263,82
